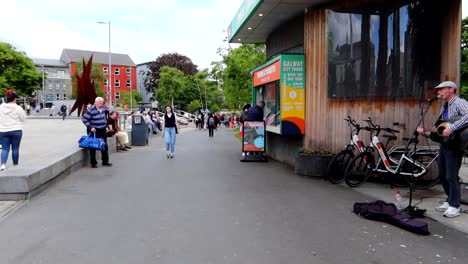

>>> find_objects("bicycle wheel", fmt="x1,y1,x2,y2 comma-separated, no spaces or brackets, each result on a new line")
327,150,355,184
345,152,375,187
404,153,439,189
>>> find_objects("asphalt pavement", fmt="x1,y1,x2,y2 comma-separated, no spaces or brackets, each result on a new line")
0,126,468,263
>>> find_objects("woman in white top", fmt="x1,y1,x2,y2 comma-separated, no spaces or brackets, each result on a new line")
0,93,27,171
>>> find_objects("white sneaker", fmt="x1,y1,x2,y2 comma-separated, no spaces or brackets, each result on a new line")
443,206,461,218
436,202,449,212
170,153,174,159
0,164,5,171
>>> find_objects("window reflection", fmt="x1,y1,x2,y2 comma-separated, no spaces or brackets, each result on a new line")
327,1,441,99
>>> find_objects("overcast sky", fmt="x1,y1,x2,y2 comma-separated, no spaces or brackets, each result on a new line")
0,0,243,70
0,1,467,70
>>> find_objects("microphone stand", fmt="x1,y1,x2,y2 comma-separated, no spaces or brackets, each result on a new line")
401,98,436,218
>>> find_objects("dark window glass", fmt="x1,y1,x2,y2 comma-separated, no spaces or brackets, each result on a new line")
327,1,441,99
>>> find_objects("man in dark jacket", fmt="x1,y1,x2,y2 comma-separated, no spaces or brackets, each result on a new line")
82,97,112,168
246,101,265,121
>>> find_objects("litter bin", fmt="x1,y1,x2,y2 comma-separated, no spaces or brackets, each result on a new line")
131,114,149,146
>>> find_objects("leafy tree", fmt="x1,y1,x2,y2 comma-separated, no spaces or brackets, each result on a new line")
71,60,105,99
117,90,142,108
194,70,223,112
215,44,265,109
0,42,41,96
145,52,198,94
461,17,468,99
155,66,186,108
187,100,202,113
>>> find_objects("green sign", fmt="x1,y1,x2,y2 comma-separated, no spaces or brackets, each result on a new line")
281,55,305,89
228,0,263,41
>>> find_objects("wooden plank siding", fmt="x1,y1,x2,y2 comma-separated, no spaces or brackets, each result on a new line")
303,1,461,152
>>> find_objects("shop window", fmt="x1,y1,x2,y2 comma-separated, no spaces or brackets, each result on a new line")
327,0,442,100
255,82,280,127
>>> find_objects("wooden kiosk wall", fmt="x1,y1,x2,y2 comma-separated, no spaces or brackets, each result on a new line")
303,0,462,152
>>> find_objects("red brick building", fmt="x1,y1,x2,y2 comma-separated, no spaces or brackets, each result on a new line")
60,48,137,105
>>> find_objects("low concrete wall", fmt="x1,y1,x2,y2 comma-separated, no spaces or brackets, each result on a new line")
0,139,117,200
265,132,303,167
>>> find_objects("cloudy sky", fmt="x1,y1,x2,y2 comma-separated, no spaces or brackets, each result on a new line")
0,1,467,70
0,0,243,70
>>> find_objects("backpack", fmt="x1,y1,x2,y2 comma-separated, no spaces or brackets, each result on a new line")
353,200,430,235
209,117,215,126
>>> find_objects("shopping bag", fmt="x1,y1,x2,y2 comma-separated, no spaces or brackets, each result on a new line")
78,132,106,151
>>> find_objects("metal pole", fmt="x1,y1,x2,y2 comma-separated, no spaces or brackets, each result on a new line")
204,81,208,111
42,65,45,107
195,79,203,109
130,67,133,110
108,20,112,108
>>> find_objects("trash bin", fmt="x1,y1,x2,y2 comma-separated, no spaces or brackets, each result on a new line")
131,114,149,146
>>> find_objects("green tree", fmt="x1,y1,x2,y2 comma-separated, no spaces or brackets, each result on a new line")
187,100,202,113
118,90,142,108
194,70,223,112
155,66,186,108
71,60,106,99
145,52,198,94
0,42,42,96
215,44,265,109
461,17,468,99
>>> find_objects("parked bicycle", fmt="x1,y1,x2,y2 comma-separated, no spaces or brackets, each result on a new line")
327,116,367,184
344,117,439,189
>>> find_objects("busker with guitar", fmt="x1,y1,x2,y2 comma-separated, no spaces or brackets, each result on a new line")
417,81,468,218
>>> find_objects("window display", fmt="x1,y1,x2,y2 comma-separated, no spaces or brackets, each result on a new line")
327,0,442,99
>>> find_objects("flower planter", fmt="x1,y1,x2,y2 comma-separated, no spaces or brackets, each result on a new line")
294,152,333,178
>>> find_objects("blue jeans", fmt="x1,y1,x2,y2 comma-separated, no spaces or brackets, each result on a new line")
438,143,463,208
164,127,176,153
0,130,23,165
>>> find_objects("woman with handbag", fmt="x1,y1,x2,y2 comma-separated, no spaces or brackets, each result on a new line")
0,93,27,171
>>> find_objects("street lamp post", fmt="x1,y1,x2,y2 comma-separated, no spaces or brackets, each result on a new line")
195,79,204,110
41,65,45,107
97,21,112,107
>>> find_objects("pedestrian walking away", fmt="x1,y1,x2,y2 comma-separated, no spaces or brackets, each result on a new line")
162,105,178,158
0,93,27,171
82,97,112,168
207,113,215,138
417,81,468,218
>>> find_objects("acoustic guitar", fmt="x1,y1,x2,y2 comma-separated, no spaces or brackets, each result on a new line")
429,116,468,150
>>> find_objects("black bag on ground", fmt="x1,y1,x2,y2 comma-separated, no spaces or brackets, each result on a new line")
353,200,429,235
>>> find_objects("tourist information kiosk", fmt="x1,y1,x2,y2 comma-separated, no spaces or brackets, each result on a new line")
250,54,305,136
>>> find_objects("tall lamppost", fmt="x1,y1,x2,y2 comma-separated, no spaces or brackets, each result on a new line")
194,78,204,110
97,20,112,107
41,65,45,107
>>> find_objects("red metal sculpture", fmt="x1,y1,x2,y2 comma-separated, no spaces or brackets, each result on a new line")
70,55,97,116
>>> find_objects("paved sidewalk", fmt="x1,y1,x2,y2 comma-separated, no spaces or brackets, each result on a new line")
1,120,468,235
320,157,468,234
